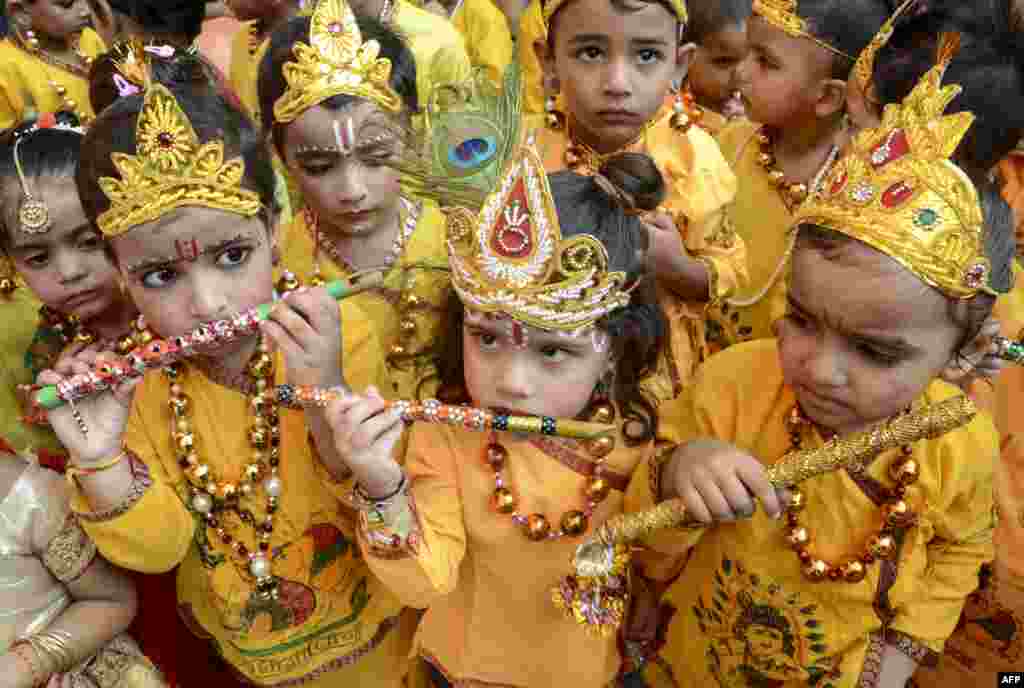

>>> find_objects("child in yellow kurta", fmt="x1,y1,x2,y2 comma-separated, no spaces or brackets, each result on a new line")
448,0,514,88
532,0,744,404
322,144,669,687
259,1,450,400
683,0,750,137
629,59,1004,687
705,0,890,352
40,58,410,686
517,0,545,115
0,2,105,129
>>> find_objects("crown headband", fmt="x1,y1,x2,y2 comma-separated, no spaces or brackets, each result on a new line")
795,35,996,300
542,0,687,30
11,113,86,235
448,144,632,332
273,0,402,123
852,0,920,98
752,0,854,61
96,83,262,237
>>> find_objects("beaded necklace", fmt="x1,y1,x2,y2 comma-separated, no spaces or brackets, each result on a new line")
563,119,656,174
755,127,841,211
11,30,94,125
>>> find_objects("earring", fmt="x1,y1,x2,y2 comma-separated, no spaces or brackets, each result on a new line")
24,29,40,52
0,256,17,297
587,370,616,424
305,209,326,287
670,84,702,133
544,76,565,131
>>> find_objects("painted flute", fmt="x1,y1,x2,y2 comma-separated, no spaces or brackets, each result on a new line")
274,386,615,440
30,275,382,411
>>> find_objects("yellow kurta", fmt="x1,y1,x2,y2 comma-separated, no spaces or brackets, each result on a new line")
362,421,655,687
532,110,745,404
391,0,472,109
279,200,449,400
70,305,410,687
450,0,514,87
0,29,105,130
518,0,545,116
628,340,996,687
705,119,792,354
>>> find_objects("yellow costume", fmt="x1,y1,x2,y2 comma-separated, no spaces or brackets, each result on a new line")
628,340,996,686
532,110,744,403
705,119,793,352
450,0,514,88
279,203,449,399
0,29,105,130
518,0,545,116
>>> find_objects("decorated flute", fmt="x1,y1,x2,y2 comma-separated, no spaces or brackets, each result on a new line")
29,275,382,411
274,386,614,440
994,335,1024,364
552,395,977,635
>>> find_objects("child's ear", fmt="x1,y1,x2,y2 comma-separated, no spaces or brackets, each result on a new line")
675,42,697,85
534,38,557,86
814,78,847,120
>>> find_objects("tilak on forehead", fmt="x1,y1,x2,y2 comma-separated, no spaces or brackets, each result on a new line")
541,0,688,31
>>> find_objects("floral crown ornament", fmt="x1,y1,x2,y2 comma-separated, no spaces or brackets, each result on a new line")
273,0,402,123
96,83,262,238
542,0,687,30
448,144,632,332
752,0,854,61
794,35,998,299
851,0,920,98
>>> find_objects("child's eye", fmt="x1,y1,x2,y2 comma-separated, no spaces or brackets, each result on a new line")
575,46,605,62
857,344,902,367
712,56,738,69
475,332,500,351
301,162,334,177
784,311,810,330
141,267,178,289
637,49,664,64
217,246,251,268
78,235,103,251
23,252,49,268
539,345,570,363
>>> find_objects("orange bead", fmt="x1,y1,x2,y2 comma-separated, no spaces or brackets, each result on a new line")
587,436,615,459
787,489,806,512
788,183,808,203
586,477,611,504
399,318,417,336
802,559,828,582
840,560,867,583
889,458,920,486
767,170,786,186
525,514,551,541
588,403,615,425
561,510,588,537
493,487,516,513
868,534,896,559
786,526,809,549
883,500,913,527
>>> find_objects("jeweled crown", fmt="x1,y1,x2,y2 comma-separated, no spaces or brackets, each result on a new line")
752,0,853,60
795,45,995,299
96,83,262,237
273,0,402,123
448,145,632,331
852,0,919,97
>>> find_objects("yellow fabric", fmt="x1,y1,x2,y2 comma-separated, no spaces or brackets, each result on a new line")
451,0,514,87
362,422,655,687
519,0,546,116
73,307,409,687
229,21,263,123
627,339,996,686
278,200,449,400
531,110,745,404
391,0,472,109
0,29,105,130
705,119,792,354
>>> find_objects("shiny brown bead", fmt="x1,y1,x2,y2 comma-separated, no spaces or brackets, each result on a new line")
586,477,611,504
786,526,810,549
137,329,155,345
802,559,828,582
757,152,775,167
788,183,809,203
868,534,896,559
116,335,136,354
787,489,806,512
169,395,191,416
401,293,422,309
276,273,301,294
767,170,786,186
485,444,507,470
249,353,274,378
176,432,195,452
586,436,615,459
399,318,417,336
889,458,920,486
827,568,842,581
389,343,407,358
249,427,269,449
0,278,16,295
493,487,516,514
883,500,913,527
840,560,867,583
561,510,589,537
797,549,812,563
588,403,615,425
309,274,326,287
670,112,691,132
525,514,551,541
564,149,580,167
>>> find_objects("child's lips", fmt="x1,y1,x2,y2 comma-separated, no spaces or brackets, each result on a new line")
597,110,642,126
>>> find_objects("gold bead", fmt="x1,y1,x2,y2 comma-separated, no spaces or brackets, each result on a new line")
670,112,691,132
586,477,611,504
525,514,551,541
561,510,588,536
802,559,828,582
840,560,867,583
787,489,805,512
310,274,326,287
788,183,808,203
767,170,787,186
564,149,580,167
588,403,615,425
485,444,507,471
176,432,195,452
586,436,615,459
74,331,95,345
868,533,896,559
401,293,422,309
176,418,191,434
137,329,154,345
546,112,564,130
390,344,407,358
65,99,77,109
786,526,809,549
55,85,67,96
116,335,136,354
249,353,274,378
883,500,912,527
181,452,199,467
399,318,417,336
187,463,208,481
493,487,516,513
889,458,920,486
757,152,774,167
249,427,269,449
0,278,16,295
216,483,238,500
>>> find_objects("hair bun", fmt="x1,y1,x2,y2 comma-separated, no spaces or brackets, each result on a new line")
595,152,666,214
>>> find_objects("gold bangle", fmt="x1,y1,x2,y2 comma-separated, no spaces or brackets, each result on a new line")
29,630,78,675
10,640,50,687
67,448,127,479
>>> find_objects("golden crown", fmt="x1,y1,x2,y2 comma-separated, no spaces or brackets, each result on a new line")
543,0,687,29
97,83,262,237
273,0,402,123
794,45,994,299
448,144,632,332
752,0,853,60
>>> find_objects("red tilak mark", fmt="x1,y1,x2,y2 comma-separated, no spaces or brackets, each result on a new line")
512,322,526,347
175,239,200,262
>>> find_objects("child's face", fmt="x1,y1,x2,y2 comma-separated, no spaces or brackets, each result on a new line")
4,176,121,322
462,311,613,422
735,17,834,128
283,101,403,238
778,238,963,437
688,22,748,112
541,0,683,152
113,208,275,348
20,0,92,41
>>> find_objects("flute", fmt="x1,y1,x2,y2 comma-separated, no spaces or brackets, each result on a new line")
274,385,614,440
552,395,977,635
29,275,383,411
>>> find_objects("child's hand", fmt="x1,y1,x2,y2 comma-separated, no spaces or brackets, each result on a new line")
943,316,1005,387
643,212,686,277
260,287,344,388
37,346,137,464
324,386,405,495
662,439,786,524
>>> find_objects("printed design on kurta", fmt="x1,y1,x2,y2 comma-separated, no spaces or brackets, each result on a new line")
694,557,838,688
707,302,754,354
945,581,1023,666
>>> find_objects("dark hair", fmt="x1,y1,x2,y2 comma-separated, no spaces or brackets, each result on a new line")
686,0,751,45
76,60,277,231
106,0,206,43
791,0,891,78
0,112,84,249
794,177,1015,359
873,4,1024,174
258,14,418,151
435,152,669,444
545,0,684,45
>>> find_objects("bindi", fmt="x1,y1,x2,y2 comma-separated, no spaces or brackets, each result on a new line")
175,238,200,262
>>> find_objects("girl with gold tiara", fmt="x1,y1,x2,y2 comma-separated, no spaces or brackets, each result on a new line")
0,0,106,130
531,0,746,405
259,0,450,400
38,53,414,686
625,50,1011,687
321,136,670,683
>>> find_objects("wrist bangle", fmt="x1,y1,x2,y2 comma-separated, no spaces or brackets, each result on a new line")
353,474,407,505
67,448,127,479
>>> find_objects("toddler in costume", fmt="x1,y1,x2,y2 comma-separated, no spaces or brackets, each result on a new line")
40,54,411,686
324,141,669,687
0,0,106,129
628,51,1009,687
682,0,750,136
533,0,745,404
